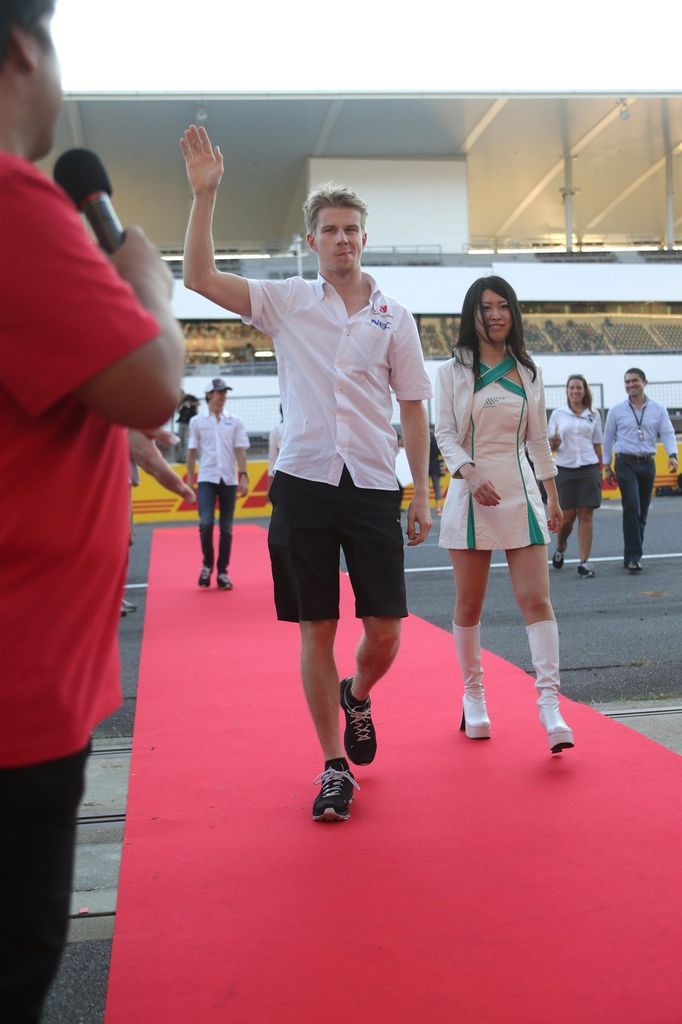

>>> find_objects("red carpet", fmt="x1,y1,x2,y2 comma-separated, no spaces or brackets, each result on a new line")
105,526,682,1023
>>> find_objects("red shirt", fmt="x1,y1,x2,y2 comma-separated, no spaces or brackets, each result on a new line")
0,154,160,767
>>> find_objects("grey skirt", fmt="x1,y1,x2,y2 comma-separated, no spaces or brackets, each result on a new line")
555,463,602,509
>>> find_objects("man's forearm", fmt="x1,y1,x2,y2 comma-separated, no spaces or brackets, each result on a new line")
183,192,218,295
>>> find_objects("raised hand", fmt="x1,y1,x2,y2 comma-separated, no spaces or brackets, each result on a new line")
111,225,174,301
180,124,224,196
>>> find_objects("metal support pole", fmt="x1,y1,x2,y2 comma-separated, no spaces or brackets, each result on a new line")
561,153,574,253
662,100,674,250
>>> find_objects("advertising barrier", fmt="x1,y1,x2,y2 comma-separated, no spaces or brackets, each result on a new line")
132,443,680,523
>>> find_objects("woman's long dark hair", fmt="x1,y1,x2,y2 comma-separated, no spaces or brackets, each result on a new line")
454,276,536,381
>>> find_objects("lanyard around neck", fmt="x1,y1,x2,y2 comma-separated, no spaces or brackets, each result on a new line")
628,400,647,429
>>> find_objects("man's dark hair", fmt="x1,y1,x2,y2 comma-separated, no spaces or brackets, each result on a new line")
625,367,647,382
0,1,55,69
455,275,537,381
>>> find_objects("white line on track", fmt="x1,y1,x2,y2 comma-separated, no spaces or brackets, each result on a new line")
405,552,682,573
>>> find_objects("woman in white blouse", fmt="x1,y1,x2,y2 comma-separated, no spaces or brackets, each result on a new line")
547,375,603,578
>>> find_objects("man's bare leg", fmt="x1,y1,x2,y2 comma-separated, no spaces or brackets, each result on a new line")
352,616,402,701
300,619,342,760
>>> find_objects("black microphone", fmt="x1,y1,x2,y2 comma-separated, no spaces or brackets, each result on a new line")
54,148,124,254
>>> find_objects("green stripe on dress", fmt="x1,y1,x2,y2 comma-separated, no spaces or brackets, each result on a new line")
515,396,545,546
475,356,517,392
467,416,476,549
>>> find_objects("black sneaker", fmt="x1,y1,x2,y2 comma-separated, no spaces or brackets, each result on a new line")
216,572,233,590
577,562,595,578
198,565,212,587
340,677,377,765
552,549,565,569
312,763,359,822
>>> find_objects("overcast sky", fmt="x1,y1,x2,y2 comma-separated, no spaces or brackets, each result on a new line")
53,0,682,94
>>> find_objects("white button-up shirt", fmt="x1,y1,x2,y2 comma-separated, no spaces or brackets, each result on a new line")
187,411,250,484
547,406,602,468
245,274,432,489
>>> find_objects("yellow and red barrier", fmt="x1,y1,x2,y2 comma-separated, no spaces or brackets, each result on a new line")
132,461,274,523
133,442,679,523
600,442,680,499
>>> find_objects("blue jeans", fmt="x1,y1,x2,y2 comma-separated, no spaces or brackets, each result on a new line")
615,454,656,563
197,480,237,573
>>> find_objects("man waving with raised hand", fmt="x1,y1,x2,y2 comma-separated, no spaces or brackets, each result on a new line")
181,123,432,824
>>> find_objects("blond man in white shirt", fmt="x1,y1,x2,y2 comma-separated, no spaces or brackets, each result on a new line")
181,125,432,822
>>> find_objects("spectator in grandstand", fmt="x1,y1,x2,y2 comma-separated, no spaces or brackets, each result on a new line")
548,375,603,578
186,378,250,590
429,429,444,514
0,4,185,1020
181,123,431,823
435,276,574,756
602,368,678,573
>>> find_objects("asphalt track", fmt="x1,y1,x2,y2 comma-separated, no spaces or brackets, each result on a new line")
42,495,681,1022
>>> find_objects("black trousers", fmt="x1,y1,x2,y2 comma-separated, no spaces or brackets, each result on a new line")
0,746,88,1024
615,454,656,563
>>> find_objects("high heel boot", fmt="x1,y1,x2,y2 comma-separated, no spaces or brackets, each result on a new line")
526,619,574,754
453,623,491,740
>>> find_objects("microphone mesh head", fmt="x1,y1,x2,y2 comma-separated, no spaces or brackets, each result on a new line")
53,148,113,208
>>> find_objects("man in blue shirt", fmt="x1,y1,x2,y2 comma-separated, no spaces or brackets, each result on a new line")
602,368,679,572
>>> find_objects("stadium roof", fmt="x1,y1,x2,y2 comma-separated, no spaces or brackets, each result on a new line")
41,91,682,256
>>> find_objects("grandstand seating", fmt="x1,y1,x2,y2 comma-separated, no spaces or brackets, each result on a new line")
179,313,682,361
650,321,682,350
520,315,682,355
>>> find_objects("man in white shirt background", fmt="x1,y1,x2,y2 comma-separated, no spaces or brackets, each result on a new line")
186,378,250,590
602,367,679,573
181,124,432,823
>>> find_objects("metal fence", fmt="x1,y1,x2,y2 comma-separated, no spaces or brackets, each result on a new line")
544,383,606,425
224,380,681,449
647,380,682,410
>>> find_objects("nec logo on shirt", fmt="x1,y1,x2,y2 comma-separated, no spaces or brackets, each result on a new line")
370,302,392,331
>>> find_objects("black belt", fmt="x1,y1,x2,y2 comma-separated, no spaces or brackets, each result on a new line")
616,453,654,462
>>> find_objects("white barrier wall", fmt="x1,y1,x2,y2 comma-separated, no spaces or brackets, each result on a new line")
307,158,469,253
173,260,682,319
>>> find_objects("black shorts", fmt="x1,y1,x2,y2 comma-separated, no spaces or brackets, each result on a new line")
268,468,407,622
555,463,602,509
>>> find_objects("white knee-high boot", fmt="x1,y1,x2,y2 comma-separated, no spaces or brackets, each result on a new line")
526,619,574,754
452,623,491,740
